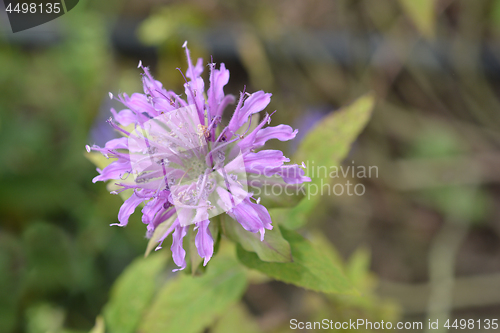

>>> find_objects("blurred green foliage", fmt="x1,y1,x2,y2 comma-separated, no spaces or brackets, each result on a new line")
236,228,356,295
2,0,500,332
0,3,147,332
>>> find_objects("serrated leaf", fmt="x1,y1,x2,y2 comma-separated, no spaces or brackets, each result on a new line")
237,228,356,295
103,253,167,333
223,217,292,263
139,256,248,333
398,0,436,38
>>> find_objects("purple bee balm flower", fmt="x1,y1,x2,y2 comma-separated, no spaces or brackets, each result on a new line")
86,42,310,270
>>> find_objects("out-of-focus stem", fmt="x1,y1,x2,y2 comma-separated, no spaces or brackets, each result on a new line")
424,220,469,333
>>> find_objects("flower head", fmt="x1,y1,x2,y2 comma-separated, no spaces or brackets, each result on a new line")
87,42,310,270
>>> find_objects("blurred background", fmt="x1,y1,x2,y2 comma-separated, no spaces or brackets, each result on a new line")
1,0,500,332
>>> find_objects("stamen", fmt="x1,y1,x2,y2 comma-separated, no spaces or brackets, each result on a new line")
107,117,131,136
176,68,189,85
206,115,221,132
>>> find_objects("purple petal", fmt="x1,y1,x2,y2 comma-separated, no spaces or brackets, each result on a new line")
184,78,205,121
185,49,204,80
195,220,214,266
129,93,159,117
104,137,128,150
110,108,136,126
228,198,272,236
141,196,164,225
208,63,231,117
237,114,269,152
183,46,205,122
239,122,297,152
254,125,298,147
227,91,271,135
114,193,145,227
146,207,175,238
238,91,272,123
92,160,131,183
154,216,178,250
208,63,229,101
244,150,289,173
215,186,236,211
152,95,179,113
268,165,311,184
171,224,188,271
216,95,236,120
141,66,165,96
250,202,273,231
118,93,158,119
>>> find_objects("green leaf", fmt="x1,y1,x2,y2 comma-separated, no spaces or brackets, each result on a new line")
103,253,168,333
249,174,305,209
89,317,105,333
223,217,292,263
307,230,346,271
294,93,375,185
237,228,356,295
282,93,375,229
139,256,248,333
345,247,371,288
398,0,436,38
269,196,321,230
84,152,114,171
212,303,263,333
